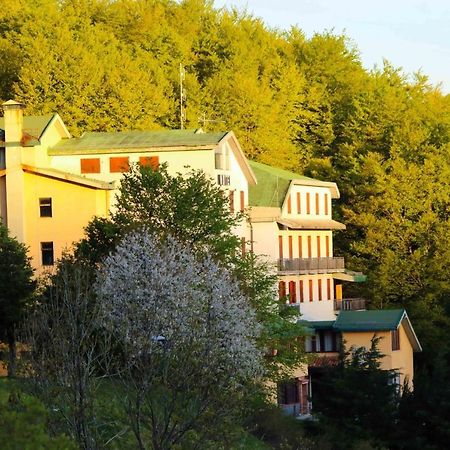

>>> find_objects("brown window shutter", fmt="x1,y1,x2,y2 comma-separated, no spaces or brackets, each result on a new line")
229,190,234,213
307,236,312,258
315,193,319,214
80,158,100,174
240,190,245,212
299,280,304,302
324,193,329,215
317,236,321,258
318,279,322,301
289,281,296,304
298,236,302,258
297,192,301,214
306,193,310,214
326,235,330,257
110,157,129,173
279,235,283,259
139,156,159,169
279,281,286,299
309,279,313,301
288,236,293,259
287,194,292,214
327,279,331,300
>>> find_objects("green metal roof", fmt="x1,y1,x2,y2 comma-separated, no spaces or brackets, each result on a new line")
334,310,405,332
248,161,313,207
49,129,228,155
248,161,339,207
0,114,54,144
307,320,336,330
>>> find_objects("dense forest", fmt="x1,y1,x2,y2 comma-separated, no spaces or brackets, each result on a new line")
2,0,450,447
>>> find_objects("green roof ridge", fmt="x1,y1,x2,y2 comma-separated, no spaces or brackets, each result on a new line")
335,309,405,332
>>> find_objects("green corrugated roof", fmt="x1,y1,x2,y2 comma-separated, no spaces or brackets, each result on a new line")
49,129,228,155
248,161,312,207
334,309,405,332
0,115,54,141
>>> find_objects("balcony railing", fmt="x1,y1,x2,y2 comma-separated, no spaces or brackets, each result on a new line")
334,298,366,311
278,257,345,274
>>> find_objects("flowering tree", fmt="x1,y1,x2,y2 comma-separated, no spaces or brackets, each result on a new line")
96,231,262,450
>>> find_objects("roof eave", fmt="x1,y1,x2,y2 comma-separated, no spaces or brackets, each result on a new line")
222,131,257,185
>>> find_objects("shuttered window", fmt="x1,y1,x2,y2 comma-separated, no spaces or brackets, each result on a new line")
110,157,129,173
289,281,296,303
229,190,234,213
80,158,100,174
139,156,159,169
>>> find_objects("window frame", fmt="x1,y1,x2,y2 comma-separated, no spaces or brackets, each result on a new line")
41,241,54,266
39,197,52,217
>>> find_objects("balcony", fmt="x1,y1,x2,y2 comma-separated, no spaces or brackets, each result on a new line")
278,257,345,274
334,298,366,311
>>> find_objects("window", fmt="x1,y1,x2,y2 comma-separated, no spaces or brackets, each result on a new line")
327,279,331,300
324,193,329,215
318,279,322,301
326,235,330,257
278,235,283,259
289,281,297,303
110,157,129,173
309,279,313,302
317,236,321,257
80,158,100,174
391,329,400,350
297,192,301,214
279,281,286,299
39,198,52,217
214,145,230,170
217,174,231,185
229,190,235,213
240,191,245,212
41,242,54,266
287,194,292,214
306,193,310,214
315,193,320,214
139,156,159,169
298,236,302,258
299,280,304,302
288,236,293,259
307,236,312,258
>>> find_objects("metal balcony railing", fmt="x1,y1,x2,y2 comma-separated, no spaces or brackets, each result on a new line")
277,257,345,274
334,298,366,311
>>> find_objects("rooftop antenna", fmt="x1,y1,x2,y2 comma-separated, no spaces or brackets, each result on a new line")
198,112,225,130
179,63,186,129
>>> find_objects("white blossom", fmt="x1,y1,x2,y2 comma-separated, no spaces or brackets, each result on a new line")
95,230,262,382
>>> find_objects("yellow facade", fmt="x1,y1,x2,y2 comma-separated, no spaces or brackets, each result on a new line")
23,172,110,273
343,323,414,388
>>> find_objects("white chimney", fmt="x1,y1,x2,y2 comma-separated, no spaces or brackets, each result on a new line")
2,100,25,144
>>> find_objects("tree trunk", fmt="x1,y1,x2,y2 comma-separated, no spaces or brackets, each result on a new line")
7,329,16,378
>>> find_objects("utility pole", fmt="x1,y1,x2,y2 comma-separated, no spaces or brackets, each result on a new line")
179,63,185,129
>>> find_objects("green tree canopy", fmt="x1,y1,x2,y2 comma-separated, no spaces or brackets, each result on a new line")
0,224,35,377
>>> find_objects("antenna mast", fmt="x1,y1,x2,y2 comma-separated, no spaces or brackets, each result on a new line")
179,63,186,129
